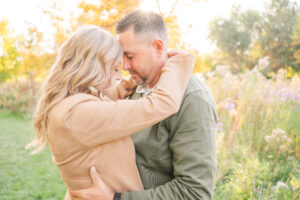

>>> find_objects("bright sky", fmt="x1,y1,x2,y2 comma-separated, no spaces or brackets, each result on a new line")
0,0,299,54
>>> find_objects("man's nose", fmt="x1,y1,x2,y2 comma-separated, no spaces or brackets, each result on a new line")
123,59,130,71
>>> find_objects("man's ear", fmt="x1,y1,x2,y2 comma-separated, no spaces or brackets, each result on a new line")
152,39,164,57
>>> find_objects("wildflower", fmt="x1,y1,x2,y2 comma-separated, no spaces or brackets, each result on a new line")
215,65,230,77
272,128,286,136
275,181,288,189
265,135,271,143
268,155,273,159
276,69,288,80
229,109,238,117
224,102,236,111
217,122,223,132
279,145,286,152
257,56,270,71
206,72,215,79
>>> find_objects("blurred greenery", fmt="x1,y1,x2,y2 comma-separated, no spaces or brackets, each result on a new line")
209,0,300,74
1,0,300,83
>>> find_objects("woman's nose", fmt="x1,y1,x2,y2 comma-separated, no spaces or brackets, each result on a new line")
115,71,121,81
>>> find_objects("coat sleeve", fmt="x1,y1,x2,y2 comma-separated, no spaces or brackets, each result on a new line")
122,89,218,200
63,54,195,147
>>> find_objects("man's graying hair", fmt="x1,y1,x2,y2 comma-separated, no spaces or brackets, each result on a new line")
116,10,168,45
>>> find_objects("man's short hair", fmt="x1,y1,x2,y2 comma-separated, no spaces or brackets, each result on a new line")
116,10,168,43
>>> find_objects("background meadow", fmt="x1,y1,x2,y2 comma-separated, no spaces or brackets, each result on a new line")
0,0,299,199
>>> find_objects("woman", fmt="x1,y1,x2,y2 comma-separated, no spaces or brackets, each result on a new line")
27,25,194,199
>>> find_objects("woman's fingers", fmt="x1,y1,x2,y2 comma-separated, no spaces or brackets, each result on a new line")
168,49,188,57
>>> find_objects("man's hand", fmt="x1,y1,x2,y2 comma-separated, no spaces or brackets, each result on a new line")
69,167,114,200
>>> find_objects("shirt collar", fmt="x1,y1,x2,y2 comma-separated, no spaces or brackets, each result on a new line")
136,85,157,95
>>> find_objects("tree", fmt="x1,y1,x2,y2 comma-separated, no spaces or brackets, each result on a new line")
258,0,298,71
0,19,21,82
44,0,141,47
209,0,300,73
76,0,141,34
209,7,261,72
18,26,56,82
291,13,300,70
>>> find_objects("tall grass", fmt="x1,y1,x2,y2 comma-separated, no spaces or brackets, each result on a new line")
0,81,39,113
199,66,300,199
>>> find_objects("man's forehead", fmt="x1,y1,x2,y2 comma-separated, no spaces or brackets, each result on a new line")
118,38,143,55
119,42,134,55
117,31,134,52
117,28,152,54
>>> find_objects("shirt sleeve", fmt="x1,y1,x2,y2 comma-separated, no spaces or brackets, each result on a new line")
122,90,218,200
63,54,195,147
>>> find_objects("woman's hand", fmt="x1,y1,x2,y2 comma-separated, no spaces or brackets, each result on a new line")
69,167,114,200
167,49,188,58
119,76,137,98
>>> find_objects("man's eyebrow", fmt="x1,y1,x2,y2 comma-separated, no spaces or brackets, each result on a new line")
123,51,133,56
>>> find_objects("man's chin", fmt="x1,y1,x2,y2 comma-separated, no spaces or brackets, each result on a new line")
131,74,145,85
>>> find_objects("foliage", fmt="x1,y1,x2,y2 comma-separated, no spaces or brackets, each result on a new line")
47,0,184,49
259,0,298,71
209,7,261,72
209,0,300,73
188,48,214,73
0,19,21,82
76,0,141,34
43,0,142,47
18,26,56,80
292,14,300,67
0,82,40,113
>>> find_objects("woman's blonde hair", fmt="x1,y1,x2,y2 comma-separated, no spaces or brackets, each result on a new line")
27,25,123,154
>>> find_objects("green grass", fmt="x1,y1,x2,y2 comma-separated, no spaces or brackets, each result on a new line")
0,110,65,200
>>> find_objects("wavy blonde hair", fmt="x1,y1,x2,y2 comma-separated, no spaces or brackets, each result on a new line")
27,25,123,154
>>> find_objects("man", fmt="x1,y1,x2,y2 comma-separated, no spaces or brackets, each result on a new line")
71,10,217,199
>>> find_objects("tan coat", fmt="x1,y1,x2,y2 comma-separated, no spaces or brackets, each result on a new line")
47,54,195,197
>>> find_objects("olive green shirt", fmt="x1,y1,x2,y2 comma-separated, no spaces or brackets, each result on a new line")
123,75,217,200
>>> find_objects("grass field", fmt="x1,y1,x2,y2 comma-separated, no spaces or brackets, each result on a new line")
0,110,65,200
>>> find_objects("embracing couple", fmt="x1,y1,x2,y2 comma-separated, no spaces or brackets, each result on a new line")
27,10,217,200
